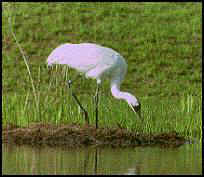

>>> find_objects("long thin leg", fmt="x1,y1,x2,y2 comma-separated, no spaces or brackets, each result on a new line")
67,79,89,125
95,83,100,129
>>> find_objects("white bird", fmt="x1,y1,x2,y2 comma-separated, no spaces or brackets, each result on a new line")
47,43,141,128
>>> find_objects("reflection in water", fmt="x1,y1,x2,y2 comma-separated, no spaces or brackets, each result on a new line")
94,148,98,175
2,142,202,175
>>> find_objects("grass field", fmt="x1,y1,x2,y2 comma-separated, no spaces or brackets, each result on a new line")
2,2,202,141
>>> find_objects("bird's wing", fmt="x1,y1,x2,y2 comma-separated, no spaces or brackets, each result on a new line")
47,43,102,73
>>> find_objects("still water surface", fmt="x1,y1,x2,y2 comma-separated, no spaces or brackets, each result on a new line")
2,142,202,175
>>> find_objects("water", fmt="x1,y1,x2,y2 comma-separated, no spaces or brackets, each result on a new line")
2,142,202,175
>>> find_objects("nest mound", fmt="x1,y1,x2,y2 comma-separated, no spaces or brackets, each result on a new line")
3,123,186,148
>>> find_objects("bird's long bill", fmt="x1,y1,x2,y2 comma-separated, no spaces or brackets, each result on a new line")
129,104,142,119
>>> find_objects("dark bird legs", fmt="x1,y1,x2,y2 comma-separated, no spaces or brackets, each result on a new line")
67,76,101,128
94,83,100,129
67,79,89,125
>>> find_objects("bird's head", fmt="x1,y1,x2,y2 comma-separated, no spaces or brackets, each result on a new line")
126,94,141,119
110,85,142,118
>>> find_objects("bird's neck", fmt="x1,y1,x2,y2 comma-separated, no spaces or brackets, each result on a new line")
110,80,127,100
110,81,139,107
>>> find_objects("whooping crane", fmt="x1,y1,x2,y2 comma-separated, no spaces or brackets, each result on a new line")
47,43,141,128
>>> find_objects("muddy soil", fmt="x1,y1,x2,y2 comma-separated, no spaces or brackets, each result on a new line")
3,123,186,148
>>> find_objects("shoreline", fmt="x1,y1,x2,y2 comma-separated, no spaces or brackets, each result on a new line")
3,123,187,148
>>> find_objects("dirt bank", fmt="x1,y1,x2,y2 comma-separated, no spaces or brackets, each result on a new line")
3,123,186,148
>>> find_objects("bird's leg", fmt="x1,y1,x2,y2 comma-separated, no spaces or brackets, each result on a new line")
67,79,89,125
94,82,100,129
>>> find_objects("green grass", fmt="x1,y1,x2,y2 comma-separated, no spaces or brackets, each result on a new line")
2,2,202,140
3,90,202,139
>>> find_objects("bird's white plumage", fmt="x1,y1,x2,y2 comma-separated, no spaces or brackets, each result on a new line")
47,43,139,108
47,43,126,81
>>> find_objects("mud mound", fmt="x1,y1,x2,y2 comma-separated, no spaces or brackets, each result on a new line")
3,123,186,148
